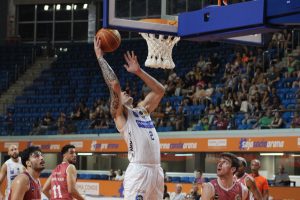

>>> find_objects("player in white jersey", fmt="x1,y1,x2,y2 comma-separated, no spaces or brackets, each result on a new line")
0,145,24,200
94,37,165,199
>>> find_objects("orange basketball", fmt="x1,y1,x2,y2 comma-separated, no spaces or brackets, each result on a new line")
96,28,121,52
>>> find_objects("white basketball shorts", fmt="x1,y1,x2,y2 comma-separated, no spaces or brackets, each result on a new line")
123,163,164,200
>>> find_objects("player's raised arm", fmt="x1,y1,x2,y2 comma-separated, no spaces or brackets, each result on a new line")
94,37,126,129
123,51,165,113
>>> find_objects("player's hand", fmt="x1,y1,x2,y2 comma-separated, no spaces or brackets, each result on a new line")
94,36,104,59
124,51,141,74
0,193,4,200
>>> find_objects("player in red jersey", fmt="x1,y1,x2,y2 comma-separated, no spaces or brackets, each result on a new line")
9,146,45,200
43,144,84,200
202,153,248,200
235,157,262,200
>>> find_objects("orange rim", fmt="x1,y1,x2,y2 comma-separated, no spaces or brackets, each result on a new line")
139,18,178,26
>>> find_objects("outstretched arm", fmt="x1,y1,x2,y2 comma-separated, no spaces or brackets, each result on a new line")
94,37,126,129
123,51,165,113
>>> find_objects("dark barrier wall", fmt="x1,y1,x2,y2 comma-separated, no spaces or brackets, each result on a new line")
0,0,8,44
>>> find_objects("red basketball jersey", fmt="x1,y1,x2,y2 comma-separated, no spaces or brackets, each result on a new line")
50,162,72,200
8,171,42,200
210,178,243,200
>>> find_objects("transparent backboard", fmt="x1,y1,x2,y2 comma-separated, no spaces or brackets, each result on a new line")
103,0,264,44
103,0,207,36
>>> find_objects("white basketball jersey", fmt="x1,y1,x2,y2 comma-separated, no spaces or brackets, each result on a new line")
119,107,161,164
5,158,23,198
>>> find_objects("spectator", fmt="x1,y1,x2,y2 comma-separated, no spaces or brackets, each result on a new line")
170,184,185,200
193,169,204,184
266,64,280,87
206,104,216,125
196,56,206,69
261,90,270,111
253,109,273,129
4,111,14,135
108,169,116,180
185,183,201,200
30,118,41,135
269,32,284,49
89,108,104,129
175,106,186,131
238,78,250,95
253,67,264,84
274,165,290,186
286,54,300,77
163,169,170,182
164,101,173,116
115,169,124,181
151,104,165,120
200,116,210,131
212,113,229,130
57,112,67,134
71,102,89,120
41,111,55,130
291,112,300,128
282,29,292,49
224,93,234,110
269,111,284,129
94,118,109,129
240,95,249,113
174,77,183,96
163,185,170,200
242,113,258,126
251,159,269,200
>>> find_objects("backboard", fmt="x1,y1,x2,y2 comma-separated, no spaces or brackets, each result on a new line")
103,0,192,36
103,0,300,45
103,0,266,45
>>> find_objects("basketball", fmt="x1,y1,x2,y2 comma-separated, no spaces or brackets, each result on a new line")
96,28,121,52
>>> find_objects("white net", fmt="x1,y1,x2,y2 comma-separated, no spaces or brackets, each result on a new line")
140,33,180,69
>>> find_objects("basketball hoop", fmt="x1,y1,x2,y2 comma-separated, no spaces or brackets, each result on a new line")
139,19,180,69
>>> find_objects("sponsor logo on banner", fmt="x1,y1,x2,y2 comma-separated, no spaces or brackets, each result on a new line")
70,141,83,148
4,142,19,148
26,143,60,150
160,143,197,150
50,144,60,150
239,138,284,150
76,182,99,195
208,139,227,147
90,141,119,151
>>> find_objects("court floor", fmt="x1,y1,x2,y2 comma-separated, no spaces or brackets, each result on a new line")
43,194,122,200
85,196,122,200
